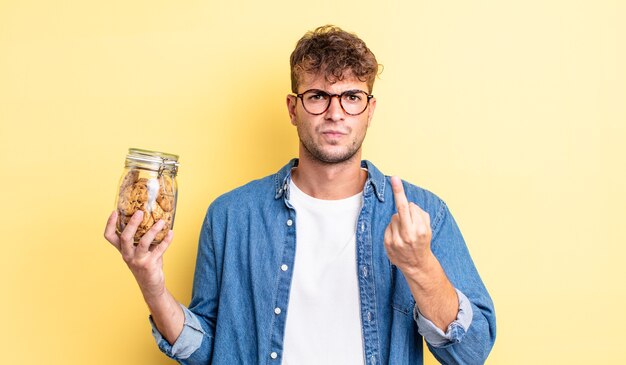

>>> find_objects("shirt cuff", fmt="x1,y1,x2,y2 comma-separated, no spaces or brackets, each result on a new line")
413,288,473,348
149,303,205,359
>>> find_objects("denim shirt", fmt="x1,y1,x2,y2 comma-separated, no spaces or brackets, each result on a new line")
150,159,496,364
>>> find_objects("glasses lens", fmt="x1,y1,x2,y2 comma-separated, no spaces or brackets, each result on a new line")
340,91,368,115
302,90,329,114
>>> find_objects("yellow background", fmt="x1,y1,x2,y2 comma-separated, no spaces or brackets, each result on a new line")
1,1,624,364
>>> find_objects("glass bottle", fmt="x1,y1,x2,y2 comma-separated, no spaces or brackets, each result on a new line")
115,148,179,244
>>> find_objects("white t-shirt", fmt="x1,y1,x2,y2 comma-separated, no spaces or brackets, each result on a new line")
282,179,365,365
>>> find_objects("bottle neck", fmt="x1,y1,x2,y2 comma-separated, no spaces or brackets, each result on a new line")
125,150,179,176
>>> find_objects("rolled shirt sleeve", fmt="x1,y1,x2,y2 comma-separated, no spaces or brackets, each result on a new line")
413,289,473,348
149,304,205,360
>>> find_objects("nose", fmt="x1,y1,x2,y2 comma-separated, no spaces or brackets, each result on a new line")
325,95,345,121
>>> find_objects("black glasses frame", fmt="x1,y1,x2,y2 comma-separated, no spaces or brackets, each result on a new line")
294,89,374,116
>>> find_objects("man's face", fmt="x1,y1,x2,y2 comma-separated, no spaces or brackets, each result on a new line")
286,71,376,165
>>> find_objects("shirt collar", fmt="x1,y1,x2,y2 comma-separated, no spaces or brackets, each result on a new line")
274,158,386,202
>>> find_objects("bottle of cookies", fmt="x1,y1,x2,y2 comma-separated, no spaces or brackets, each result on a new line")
115,148,179,244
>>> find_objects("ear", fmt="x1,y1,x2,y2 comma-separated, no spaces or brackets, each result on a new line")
286,94,298,126
366,97,377,127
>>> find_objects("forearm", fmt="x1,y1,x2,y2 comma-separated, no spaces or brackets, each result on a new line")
144,289,185,345
427,301,495,364
402,252,458,331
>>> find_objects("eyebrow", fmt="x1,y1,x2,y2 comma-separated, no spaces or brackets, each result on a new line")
310,88,367,95
341,89,367,94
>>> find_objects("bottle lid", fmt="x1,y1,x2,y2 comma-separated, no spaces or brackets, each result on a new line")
125,148,179,175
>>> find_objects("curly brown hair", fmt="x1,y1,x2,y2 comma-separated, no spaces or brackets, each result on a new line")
290,25,380,93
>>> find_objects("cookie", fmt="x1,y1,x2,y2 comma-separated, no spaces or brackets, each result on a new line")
120,170,139,191
157,176,175,212
116,170,176,244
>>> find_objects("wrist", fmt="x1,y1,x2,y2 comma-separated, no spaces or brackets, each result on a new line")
400,250,438,277
400,252,446,292
141,283,168,308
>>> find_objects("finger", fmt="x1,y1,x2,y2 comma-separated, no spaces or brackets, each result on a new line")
384,225,393,247
412,203,431,227
409,203,425,224
410,203,432,242
390,176,412,228
120,210,143,256
408,203,431,229
408,202,422,222
383,225,395,263
152,230,174,257
391,217,406,250
136,219,165,256
104,210,121,251
388,214,404,247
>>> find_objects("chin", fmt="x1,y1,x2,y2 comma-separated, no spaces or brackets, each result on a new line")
313,148,361,165
300,136,362,165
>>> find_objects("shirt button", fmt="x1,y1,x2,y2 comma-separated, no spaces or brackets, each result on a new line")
362,266,368,277
274,307,282,315
286,219,293,226
281,264,288,271
367,311,372,322
361,222,365,232
270,352,278,359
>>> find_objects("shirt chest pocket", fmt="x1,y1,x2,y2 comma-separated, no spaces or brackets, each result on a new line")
390,267,415,316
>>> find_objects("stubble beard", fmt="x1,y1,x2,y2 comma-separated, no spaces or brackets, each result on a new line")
298,128,366,165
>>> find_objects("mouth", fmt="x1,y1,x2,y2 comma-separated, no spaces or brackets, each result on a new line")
321,130,347,137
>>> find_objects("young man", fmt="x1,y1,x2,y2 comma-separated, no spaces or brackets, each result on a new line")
104,25,496,364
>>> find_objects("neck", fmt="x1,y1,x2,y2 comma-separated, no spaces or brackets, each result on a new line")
292,151,367,200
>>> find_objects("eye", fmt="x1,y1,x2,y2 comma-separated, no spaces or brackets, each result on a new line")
342,92,363,102
306,91,328,101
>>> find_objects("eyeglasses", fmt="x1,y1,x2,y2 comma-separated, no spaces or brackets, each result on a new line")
294,89,374,116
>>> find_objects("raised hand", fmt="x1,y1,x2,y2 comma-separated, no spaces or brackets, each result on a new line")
383,176,459,331
383,176,433,273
